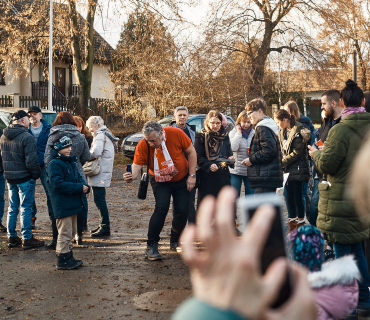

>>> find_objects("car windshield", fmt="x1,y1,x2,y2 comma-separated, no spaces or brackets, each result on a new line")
158,117,174,127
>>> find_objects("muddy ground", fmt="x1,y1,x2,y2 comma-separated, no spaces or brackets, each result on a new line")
0,167,192,320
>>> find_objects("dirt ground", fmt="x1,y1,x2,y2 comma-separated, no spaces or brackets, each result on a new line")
0,167,192,320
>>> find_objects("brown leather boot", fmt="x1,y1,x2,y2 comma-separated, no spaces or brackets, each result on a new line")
288,219,298,233
22,236,44,250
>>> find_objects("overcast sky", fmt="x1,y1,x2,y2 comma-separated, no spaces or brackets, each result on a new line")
91,1,210,49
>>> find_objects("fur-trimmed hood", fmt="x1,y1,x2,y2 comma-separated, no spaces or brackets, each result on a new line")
308,255,361,288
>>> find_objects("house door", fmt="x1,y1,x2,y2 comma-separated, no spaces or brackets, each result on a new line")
55,68,66,96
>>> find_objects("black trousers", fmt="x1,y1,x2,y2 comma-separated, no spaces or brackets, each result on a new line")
148,175,190,245
285,181,304,219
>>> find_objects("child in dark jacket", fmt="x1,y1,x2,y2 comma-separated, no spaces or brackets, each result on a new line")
47,133,90,270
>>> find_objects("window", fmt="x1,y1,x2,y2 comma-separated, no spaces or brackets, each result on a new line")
0,64,5,85
39,64,45,82
187,118,203,132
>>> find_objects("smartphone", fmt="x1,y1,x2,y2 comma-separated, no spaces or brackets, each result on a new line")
126,164,132,173
316,139,324,147
238,193,292,308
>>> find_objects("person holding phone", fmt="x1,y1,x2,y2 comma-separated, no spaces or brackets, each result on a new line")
229,111,255,197
194,110,235,206
274,109,310,232
173,186,317,320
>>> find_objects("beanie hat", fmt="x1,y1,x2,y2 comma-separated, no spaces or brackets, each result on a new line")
52,134,72,151
287,225,324,272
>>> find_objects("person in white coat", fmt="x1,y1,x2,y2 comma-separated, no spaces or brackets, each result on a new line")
229,111,255,197
86,116,118,238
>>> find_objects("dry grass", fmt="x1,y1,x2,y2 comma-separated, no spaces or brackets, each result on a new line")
114,152,132,167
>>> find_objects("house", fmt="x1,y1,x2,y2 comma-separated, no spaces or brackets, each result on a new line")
0,0,115,108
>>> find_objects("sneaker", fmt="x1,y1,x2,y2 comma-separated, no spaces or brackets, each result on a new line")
57,252,82,270
0,222,6,233
8,236,22,248
90,226,100,234
91,228,110,238
145,243,162,261
170,242,182,253
46,239,57,250
31,217,36,230
357,304,370,317
22,236,44,250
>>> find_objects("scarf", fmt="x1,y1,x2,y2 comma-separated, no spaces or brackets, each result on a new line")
341,107,366,119
241,126,252,140
153,129,178,182
96,126,119,150
201,126,227,161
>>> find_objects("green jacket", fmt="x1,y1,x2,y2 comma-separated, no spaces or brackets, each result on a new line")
172,298,246,320
278,121,310,182
312,112,370,244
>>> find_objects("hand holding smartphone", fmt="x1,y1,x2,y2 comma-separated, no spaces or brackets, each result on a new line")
126,164,132,173
238,193,292,308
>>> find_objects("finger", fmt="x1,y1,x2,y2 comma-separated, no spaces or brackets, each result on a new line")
261,258,289,308
196,195,217,250
263,263,316,320
181,225,204,269
214,186,237,246
241,204,275,262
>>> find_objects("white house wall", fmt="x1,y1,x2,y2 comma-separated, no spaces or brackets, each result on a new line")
1,57,114,101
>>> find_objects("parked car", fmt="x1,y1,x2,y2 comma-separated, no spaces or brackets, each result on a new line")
0,107,57,129
122,113,235,159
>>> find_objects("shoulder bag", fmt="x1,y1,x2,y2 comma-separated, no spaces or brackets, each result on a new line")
138,140,150,200
83,133,106,177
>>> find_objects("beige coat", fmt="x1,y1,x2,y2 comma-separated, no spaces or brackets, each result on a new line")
87,126,115,187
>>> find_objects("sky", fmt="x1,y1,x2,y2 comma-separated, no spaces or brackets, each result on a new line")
91,1,211,49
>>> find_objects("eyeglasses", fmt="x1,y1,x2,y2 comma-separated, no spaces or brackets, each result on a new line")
246,110,257,116
209,122,222,126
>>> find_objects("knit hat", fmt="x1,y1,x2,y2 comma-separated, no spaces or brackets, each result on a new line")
220,113,228,128
287,225,325,272
52,134,72,151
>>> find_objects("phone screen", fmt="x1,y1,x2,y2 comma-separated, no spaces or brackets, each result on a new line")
127,164,132,173
247,203,292,308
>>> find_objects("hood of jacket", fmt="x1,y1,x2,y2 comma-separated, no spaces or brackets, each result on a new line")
283,121,311,149
340,112,370,139
3,124,29,140
255,117,279,135
49,124,81,139
308,255,360,288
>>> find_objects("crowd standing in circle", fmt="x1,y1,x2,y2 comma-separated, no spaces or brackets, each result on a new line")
1,79,370,318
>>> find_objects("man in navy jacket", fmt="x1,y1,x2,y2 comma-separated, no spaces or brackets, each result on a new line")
28,106,53,229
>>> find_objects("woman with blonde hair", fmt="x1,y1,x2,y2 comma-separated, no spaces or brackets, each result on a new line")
229,111,255,197
194,110,234,206
86,116,119,237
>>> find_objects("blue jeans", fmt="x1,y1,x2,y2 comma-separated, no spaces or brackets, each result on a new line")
0,172,6,222
92,187,110,230
7,179,35,240
31,166,53,220
334,242,370,306
230,174,255,197
302,181,308,212
309,179,319,226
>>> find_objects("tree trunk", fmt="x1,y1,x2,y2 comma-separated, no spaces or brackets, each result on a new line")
354,41,367,90
67,0,97,115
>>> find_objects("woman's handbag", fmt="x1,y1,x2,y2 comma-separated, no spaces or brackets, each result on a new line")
138,140,150,200
83,156,101,177
83,133,106,177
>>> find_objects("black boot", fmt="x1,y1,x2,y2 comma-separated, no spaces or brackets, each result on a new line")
46,218,58,250
68,251,83,266
57,252,82,270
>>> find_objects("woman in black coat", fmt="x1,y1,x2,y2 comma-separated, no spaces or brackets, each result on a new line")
195,110,234,206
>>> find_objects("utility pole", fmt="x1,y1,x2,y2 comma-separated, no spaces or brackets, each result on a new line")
48,0,53,111
353,50,357,83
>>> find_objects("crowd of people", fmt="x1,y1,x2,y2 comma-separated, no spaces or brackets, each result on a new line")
0,108,118,270
2,79,370,319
